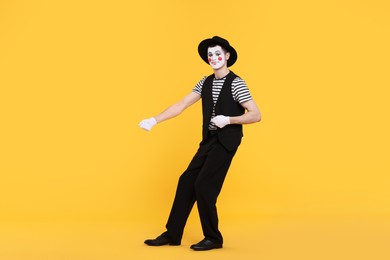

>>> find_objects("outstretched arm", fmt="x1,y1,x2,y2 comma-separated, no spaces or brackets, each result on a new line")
139,92,201,131
154,92,200,123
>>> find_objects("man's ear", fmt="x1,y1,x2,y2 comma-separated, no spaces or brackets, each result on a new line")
226,52,230,60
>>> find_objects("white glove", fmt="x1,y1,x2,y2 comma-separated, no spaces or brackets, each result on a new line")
139,117,157,131
211,115,230,128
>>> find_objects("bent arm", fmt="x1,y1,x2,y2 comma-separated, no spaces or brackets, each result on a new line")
154,92,201,123
229,100,261,124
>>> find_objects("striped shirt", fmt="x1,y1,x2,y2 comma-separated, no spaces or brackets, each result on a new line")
193,75,253,129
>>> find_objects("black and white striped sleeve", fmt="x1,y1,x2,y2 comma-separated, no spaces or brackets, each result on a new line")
192,76,207,95
232,77,253,103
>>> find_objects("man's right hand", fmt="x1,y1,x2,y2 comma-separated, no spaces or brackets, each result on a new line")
139,117,157,131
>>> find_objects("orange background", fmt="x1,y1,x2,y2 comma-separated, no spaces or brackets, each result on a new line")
1,0,389,259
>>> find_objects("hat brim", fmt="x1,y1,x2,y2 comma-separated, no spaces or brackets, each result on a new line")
198,39,237,67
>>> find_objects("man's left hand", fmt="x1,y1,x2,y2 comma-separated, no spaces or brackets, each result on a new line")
211,115,230,128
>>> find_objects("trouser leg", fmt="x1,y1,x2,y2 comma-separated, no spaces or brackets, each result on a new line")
163,134,237,244
194,141,237,243
163,138,212,242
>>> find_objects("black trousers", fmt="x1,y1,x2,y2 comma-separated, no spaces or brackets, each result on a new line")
162,131,238,243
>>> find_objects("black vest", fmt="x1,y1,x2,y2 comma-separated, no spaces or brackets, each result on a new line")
201,71,245,151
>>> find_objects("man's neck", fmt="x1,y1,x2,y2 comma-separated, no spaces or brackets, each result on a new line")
213,67,230,79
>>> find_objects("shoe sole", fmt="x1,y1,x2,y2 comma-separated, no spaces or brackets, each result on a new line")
144,242,181,246
191,245,223,251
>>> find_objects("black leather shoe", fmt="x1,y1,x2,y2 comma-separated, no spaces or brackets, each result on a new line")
144,235,180,246
190,239,223,251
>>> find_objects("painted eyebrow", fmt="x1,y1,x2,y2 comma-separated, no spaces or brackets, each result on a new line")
208,50,222,54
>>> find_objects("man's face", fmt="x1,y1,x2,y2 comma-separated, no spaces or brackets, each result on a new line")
207,46,228,70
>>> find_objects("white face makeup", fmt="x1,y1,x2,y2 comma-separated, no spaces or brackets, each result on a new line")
207,46,227,70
